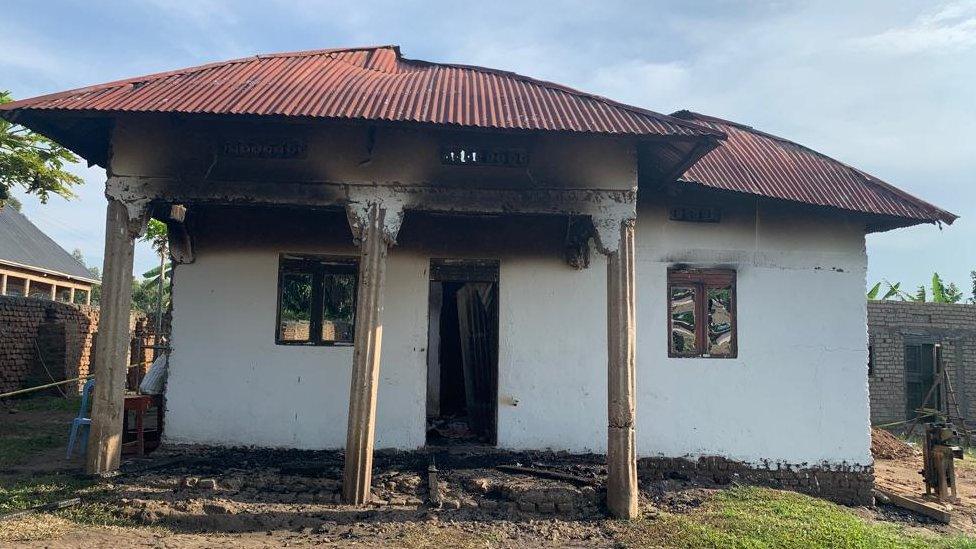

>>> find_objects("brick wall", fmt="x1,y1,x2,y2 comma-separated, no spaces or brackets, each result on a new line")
0,295,100,395
638,456,874,506
868,301,976,427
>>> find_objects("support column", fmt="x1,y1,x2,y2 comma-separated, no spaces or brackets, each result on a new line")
69,287,76,304
1,273,6,295
23,278,30,298
50,283,57,301
86,198,146,475
85,289,92,306
342,202,402,504
601,218,638,519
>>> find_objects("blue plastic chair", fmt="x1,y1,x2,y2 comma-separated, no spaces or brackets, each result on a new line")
66,379,95,459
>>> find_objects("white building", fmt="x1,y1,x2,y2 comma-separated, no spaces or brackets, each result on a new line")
1,46,954,514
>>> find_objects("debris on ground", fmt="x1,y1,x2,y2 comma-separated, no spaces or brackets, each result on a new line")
872,428,915,460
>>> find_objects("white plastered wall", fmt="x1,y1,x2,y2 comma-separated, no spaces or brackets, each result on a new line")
165,197,871,467
164,212,610,452
635,198,871,467
164,226,430,449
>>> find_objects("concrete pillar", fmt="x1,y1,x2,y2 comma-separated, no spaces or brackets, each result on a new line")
86,198,146,475
1,273,6,295
604,218,638,519
342,202,401,504
23,278,30,298
50,283,57,301
69,287,76,304
85,288,92,306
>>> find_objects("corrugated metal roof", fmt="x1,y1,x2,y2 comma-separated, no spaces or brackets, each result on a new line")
0,46,720,139
0,206,99,283
672,111,957,225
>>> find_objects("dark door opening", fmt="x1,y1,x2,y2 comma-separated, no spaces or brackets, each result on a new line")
426,259,499,446
905,343,939,420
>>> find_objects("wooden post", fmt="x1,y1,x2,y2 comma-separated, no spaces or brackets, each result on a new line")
85,288,92,306
1,273,6,295
342,203,398,504
50,283,57,301
606,219,638,519
23,278,30,298
86,198,145,475
69,287,76,304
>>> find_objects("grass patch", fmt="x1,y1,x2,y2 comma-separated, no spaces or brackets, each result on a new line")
617,486,976,549
0,396,80,467
7,395,82,413
396,523,502,548
0,473,134,529
0,430,64,468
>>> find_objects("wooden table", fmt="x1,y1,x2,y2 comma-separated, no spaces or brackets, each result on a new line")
122,394,163,456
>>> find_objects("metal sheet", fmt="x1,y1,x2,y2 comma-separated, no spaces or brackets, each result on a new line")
0,46,720,139
672,111,956,225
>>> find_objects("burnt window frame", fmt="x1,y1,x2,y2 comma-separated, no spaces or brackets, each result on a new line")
275,254,359,347
667,268,737,359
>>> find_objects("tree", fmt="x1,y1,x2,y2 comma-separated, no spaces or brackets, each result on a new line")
970,271,976,305
4,194,21,211
139,219,169,330
868,272,965,303
0,91,82,206
71,248,102,306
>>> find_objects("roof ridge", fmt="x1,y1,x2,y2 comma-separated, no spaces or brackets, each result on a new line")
414,63,725,138
0,45,401,111
1,46,723,138
672,110,956,223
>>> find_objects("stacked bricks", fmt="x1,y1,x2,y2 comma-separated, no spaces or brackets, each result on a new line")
0,295,100,395
638,456,874,505
867,301,976,428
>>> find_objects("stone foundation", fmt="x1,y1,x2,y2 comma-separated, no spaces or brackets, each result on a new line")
638,456,874,505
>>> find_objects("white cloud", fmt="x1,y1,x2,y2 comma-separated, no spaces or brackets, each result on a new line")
0,29,70,81
855,0,976,54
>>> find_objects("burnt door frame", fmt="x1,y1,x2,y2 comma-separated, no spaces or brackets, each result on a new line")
425,259,500,445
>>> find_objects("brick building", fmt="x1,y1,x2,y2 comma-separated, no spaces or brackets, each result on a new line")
868,301,976,427
0,206,98,304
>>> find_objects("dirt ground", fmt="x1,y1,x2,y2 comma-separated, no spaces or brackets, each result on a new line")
2,405,973,547
875,452,976,534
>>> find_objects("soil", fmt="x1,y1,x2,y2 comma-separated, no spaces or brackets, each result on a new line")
9,444,973,547
871,428,915,460
874,453,976,535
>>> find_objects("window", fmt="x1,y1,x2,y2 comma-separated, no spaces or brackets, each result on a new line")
276,255,358,346
668,268,736,358
868,345,874,377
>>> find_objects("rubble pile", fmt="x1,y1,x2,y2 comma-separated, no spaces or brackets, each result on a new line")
872,428,915,460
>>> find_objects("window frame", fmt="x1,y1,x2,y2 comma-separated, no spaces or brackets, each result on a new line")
274,254,359,347
667,268,737,359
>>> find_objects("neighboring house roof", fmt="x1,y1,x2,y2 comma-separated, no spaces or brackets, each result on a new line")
0,46,720,140
672,111,957,227
0,206,99,284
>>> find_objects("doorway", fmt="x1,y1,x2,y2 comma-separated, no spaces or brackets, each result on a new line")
426,259,499,445
905,343,939,420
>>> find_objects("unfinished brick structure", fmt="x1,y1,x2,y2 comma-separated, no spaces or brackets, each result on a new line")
0,295,99,395
0,296,162,396
868,301,976,428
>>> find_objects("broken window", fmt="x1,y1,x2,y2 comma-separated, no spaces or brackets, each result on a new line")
276,255,357,346
668,269,736,358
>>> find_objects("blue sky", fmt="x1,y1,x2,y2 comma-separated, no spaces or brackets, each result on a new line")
3,0,973,292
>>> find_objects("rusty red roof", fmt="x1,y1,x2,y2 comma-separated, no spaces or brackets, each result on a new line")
672,111,957,226
0,46,719,139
